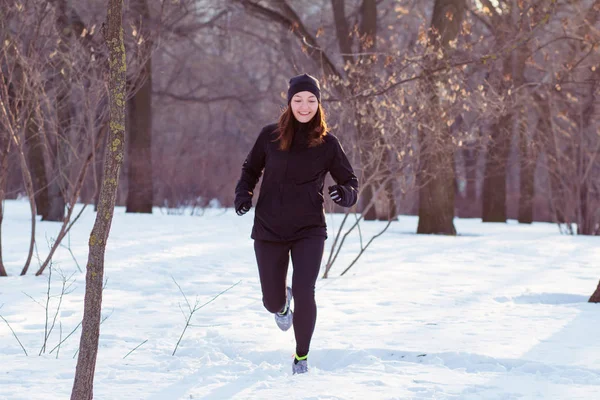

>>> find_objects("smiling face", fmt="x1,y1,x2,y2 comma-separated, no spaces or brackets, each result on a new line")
290,91,319,123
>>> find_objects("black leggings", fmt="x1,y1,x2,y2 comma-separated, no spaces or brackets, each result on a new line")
254,236,325,358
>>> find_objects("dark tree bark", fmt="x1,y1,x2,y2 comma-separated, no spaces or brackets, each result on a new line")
355,0,378,221
480,1,530,224
45,0,98,221
23,111,49,217
0,15,8,276
460,145,479,217
417,116,457,234
481,45,514,224
576,3,599,235
126,0,154,213
70,0,126,398
379,150,398,221
0,130,9,277
536,94,566,224
518,109,535,224
590,280,600,303
416,0,465,235
16,134,37,276
576,79,597,235
0,54,38,275
331,0,379,220
45,105,68,222
331,0,354,67
45,0,77,222
512,37,535,224
482,117,511,222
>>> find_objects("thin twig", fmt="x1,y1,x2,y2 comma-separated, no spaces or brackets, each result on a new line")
44,270,70,353
354,212,364,249
49,321,82,354
56,322,62,359
324,180,391,277
123,339,148,359
59,232,82,273
341,218,394,276
172,279,241,356
171,275,192,314
172,303,197,356
22,291,45,308
0,314,27,356
101,309,114,325
191,280,242,313
323,212,349,278
40,265,53,355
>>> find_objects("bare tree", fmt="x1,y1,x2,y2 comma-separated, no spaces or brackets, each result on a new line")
0,39,39,276
480,2,518,223
0,9,9,276
416,0,465,235
126,0,154,213
0,121,8,277
537,0,600,235
70,0,126,397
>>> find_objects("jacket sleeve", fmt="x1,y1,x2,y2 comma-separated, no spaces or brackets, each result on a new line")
328,136,359,208
234,127,268,209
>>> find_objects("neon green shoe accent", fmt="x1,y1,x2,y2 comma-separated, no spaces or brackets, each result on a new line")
294,354,308,361
278,302,289,315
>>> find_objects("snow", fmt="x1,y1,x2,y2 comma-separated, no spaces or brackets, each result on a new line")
1,199,599,400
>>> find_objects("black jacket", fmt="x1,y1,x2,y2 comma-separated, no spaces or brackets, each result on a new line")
235,123,359,242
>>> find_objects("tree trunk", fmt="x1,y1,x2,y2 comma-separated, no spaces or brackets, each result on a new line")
15,137,37,276
24,111,49,217
45,0,77,223
45,91,69,222
0,6,8,281
482,117,511,222
331,0,354,67
45,177,66,221
510,32,535,224
577,182,590,235
590,280,600,303
70,0,126,398
461,145,479,217
378,154,398,221
576,95,596,235
576,23,598,235
356,0,378,220
517,108,535,224
357,112,377,221
0,131,9,277
126,0,153,213
417,114,457,234
416,0,465,234
1,57,38,275
535,95,566,224
331,0,379,220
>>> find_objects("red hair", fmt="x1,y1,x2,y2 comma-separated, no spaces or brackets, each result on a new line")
276,104,328,151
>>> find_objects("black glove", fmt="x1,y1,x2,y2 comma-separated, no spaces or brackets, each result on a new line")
236,200,252,216
328,185,343,204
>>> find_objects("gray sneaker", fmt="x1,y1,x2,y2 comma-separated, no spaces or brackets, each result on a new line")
292,359,308,375
274,286,293,331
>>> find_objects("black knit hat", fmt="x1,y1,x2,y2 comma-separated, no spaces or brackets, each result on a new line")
287,73,321,104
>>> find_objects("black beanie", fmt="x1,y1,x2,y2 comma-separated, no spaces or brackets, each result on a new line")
287,73,321,104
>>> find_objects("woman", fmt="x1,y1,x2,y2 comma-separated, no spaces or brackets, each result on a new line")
234,73,358,375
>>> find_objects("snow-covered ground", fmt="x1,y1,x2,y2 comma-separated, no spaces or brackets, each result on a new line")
1,199,599,400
